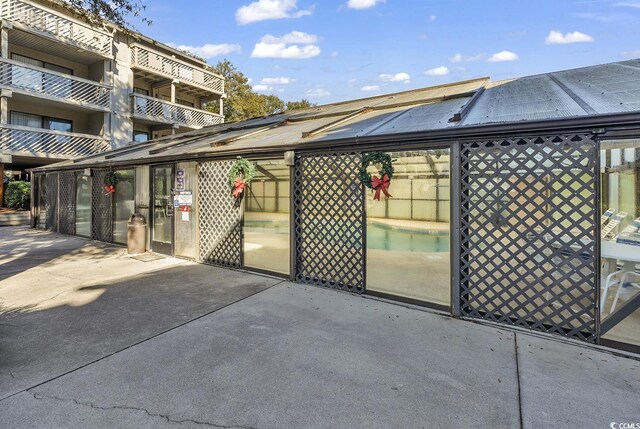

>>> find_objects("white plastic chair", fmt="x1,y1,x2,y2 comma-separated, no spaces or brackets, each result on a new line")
610,271,640,313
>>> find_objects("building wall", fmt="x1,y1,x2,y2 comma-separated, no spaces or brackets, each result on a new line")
9,44,92,79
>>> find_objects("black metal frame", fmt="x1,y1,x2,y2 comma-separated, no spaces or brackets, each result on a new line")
31,120,640,354
293,151,365,293
459,133,598,342
91,168,113,243
58,171,76,236
150,163,175,256
198,160,242,268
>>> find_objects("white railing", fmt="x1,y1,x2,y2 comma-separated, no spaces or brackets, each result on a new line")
130,44,224,94
0,0,112,57
0,124,111,158
130,93,223,128
0,57,111,109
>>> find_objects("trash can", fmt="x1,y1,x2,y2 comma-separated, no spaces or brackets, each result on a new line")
127,213,146,255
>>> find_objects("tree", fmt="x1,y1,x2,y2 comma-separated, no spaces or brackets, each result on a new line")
57,0,150,30
210,60,317,123
286,99,314,111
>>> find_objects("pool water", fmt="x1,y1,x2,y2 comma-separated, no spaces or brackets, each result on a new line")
367,223,449,253
244,219,449,253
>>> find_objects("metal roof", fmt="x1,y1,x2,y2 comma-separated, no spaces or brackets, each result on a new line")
34,59,640,171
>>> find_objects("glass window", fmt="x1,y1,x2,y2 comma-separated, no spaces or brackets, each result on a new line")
366,149,451,307
600,139,640,348
133,87,149,96
243,159,290,275
75,173,91,237
10,111,41,128
10,112,72,132
113,169,135,245
133,131,150,143
44,117,72,132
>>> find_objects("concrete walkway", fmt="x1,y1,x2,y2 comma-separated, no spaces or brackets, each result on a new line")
0,227,639,428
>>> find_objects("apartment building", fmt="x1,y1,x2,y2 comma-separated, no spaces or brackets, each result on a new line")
0,0,224,180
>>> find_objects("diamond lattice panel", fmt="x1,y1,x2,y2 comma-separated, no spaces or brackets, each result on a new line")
294,153,365,293
198,161,241,268
91,169,113,243
45,173,58,231
460,134,598,342
58,171,76,236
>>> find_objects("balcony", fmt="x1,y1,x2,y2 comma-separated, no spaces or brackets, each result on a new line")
0,0,113,58
130,93,223,129
130,44,224,97
0,57,111,110
0,124,111,159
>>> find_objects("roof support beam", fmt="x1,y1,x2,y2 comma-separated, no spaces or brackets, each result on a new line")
448,87,485,123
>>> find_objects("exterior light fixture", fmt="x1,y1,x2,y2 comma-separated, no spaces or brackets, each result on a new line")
284,150,295,166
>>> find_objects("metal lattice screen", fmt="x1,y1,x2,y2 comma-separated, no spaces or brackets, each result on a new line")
294,153,365,293
58,172,76,236
198,161,241,268
460,134,598,341
45,173,58,231
91,169,113,243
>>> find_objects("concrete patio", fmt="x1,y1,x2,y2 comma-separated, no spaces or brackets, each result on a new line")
0,227,638,428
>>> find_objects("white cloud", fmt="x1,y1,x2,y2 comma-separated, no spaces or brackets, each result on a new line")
621,49,640,57
261,77,294,84
167,43,241,60
379,72,411,83
261,31,318,44
236,0,312,25
253,84,273,92
614,1,640,8
425,66,450,76
347,0,384,9
487,51,519,62
251,31,321,59
428,15,436,22
449,53,484,63
331,51,339,57
361,85,380,91
545,30,594,45
306,88,331,97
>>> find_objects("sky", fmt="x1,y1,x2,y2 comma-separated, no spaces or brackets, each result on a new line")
130,0,640,104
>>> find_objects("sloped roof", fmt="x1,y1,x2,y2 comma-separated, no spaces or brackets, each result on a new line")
35,59,640,171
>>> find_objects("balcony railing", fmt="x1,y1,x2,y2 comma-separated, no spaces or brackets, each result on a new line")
0,124,111,158
130,44,224,94
0,57,111,109
0,0,113,57
130,93,224,129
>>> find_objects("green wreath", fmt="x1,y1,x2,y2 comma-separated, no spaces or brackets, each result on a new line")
359,152,394,189
103,171,118,194
228,158,256,198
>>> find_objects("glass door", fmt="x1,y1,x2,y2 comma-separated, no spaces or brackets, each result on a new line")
151,165,174,255
242,159,291,276
365,148,451,308
75,173,91,237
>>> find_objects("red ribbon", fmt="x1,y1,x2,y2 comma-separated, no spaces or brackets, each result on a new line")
371,174,392,201
232,178,245,198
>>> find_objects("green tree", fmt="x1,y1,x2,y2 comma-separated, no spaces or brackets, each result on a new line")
58,0,150,29
262,95,285,116
4,181,30,210
209,59,318,123
286,99,315,111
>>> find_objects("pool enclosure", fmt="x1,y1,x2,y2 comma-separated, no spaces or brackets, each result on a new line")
31,59,640,353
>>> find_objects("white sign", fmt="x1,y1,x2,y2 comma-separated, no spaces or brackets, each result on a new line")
174,191,193,206
181,210,190,222
175,169,185,191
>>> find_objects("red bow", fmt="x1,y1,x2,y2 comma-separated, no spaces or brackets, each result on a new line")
371,174,392,201
232,178,245,198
